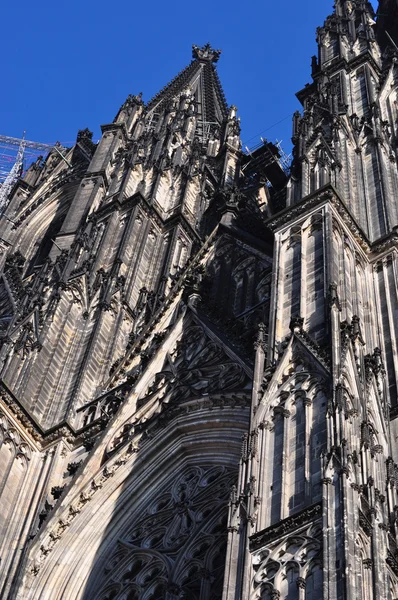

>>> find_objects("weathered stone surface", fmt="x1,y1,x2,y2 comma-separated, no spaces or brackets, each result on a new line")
1,10,398,599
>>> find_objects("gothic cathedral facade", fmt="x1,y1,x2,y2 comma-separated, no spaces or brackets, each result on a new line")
1,1,398,598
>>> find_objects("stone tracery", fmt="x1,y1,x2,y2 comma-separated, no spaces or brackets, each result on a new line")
141,323,247,406
251,523,322,600
95,465,235,600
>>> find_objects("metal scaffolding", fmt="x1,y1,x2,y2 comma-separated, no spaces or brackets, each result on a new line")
0,136,26,213
0,134,56,214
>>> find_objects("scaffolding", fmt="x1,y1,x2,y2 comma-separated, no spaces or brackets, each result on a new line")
274,139,292,174
0,134,58,214
0,134,55,181
0,136,26,213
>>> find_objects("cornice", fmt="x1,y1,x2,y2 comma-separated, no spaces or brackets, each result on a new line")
100,122,128,141
297,51,381,104
241,183,398,259
266,184,371,253
329,194,370,253
249,502,322,551
345,50,381,76
0,381,105,450
0,383,72,449
82,169,109,191
95,191,202,243
266,186,334,232
370,229,398,258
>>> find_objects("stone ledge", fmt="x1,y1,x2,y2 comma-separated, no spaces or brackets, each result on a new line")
249,502,322,552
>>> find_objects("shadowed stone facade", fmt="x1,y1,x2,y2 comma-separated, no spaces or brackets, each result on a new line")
1,2,398,598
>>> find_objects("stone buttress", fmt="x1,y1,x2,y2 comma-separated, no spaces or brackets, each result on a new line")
222,2,398,599
2,2,398,599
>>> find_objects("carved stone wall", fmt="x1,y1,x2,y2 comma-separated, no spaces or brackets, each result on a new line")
251,519,323,600
2,5,398,599
0,407,47,598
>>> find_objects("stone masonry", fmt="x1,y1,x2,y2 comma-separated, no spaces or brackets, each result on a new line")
1,2,398,599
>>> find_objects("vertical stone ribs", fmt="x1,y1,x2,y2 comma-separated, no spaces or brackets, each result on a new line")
146,59,200,111
202,61,228,123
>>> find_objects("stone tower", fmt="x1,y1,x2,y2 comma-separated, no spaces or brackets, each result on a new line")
222,1,398,598
0,42,284,599
1,2,398,599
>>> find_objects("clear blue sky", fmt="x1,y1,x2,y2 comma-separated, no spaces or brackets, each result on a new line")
1,0,377,155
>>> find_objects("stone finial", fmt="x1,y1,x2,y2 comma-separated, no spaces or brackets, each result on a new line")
121,93,143,110
76,128,93,142
289,315,304,334
192,43,222,63
254,322,267,352
373,347,383,369
51,485,65,500
229,105,238,119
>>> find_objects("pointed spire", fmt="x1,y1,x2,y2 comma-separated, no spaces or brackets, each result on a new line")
147,43,228,123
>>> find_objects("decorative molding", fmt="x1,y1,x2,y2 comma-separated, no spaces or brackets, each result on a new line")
266,184,374,255
28,393,249,574
249,502,322,551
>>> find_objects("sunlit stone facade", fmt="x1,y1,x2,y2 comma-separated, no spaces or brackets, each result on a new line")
1,2,398,598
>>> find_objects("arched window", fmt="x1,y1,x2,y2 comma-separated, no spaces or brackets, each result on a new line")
305,564,323,599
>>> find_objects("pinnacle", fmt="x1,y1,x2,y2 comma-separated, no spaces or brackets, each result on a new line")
192,43,222,63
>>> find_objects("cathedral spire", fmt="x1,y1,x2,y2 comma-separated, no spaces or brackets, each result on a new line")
4,6,398,600
147,43,228,124
288,0,398,242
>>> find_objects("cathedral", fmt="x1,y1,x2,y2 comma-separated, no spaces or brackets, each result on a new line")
1,0,398,598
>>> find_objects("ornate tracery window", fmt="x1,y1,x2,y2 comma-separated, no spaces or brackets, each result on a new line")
94,465,235,600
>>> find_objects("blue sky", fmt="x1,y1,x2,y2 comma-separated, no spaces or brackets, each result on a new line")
1,0,377,156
